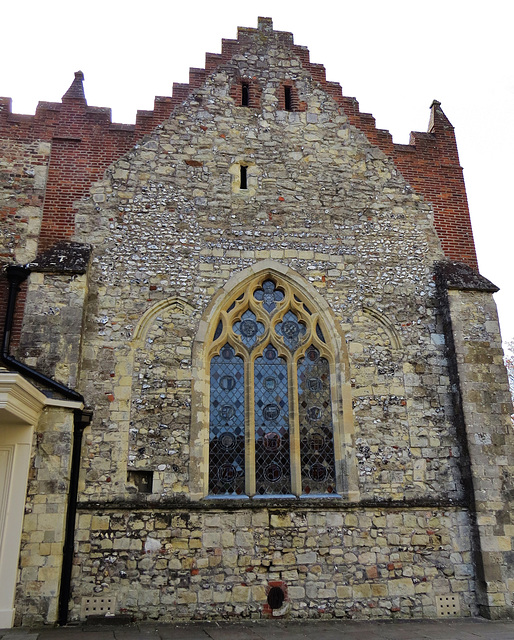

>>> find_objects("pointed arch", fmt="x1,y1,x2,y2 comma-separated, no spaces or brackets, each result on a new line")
362,306,402,350
189,260,359,501
131,297,195,348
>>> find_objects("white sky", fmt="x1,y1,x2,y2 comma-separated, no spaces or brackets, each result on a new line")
3,0,513,344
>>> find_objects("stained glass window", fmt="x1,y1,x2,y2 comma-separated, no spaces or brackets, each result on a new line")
209,345,245,495
298,346,336,494
233,310,264,349
275,310,306,352
254,345,291,495
208,276,338,498
253,279,284,313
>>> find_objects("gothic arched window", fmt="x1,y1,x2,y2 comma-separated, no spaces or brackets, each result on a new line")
208,276,337,498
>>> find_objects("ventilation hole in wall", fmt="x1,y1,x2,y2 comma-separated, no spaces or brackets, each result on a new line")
240,165,248,190
81,596,116,618
127,470,153,493
436,594,461,617
267,586,285,610
284,86,292,111
242,82,249,106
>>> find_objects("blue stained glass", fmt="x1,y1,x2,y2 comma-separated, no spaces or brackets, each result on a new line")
209,344,245,495
254,344,290,495
254,280,284,313
297,346,336,495
233,309,264,350
275,310,306,352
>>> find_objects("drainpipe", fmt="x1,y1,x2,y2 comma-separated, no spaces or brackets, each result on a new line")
2,264,92,625
58,407,93,625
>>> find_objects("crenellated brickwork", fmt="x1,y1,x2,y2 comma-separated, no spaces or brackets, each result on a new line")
0,17,477,273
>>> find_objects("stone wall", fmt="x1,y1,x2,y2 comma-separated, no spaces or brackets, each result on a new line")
437,264,514,617
0,19,478,350
73,21,459,507
69,506,476,621
15,407,73,626
17,270,89,388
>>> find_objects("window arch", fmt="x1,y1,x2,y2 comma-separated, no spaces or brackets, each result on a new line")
207,275,338,498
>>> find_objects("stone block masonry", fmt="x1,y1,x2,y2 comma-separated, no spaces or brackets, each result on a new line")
67,506,477,622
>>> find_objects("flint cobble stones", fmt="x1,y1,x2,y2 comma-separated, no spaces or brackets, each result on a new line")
74,36,457,505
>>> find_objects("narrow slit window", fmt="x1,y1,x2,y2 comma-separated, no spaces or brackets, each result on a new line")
242,82,249,107
284,86,292,111
240,165,248,190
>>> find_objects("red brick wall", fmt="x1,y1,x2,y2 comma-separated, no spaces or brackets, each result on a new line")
0,74,168,349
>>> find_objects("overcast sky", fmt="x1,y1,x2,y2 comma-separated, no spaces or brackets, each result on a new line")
3,0,513,345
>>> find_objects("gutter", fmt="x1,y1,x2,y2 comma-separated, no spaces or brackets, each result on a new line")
1,263,93,625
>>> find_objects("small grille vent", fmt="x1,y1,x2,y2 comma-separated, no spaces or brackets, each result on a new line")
436,594,460,617
81,596,116,618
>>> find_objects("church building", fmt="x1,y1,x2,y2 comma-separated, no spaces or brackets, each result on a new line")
0,17,513,628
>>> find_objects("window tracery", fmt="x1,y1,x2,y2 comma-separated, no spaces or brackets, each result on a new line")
208,276,336,498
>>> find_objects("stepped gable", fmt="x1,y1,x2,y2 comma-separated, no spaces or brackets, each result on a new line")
133,17,477,269
0,17,477,268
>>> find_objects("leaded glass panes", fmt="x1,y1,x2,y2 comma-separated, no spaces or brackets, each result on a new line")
275,310,306,351
233,310,264,349
254,345,291,495
209,344,245,495
316,323,326,343
254,279,284,313
214,320,223,341
207,275,339,498
297,346,336,494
